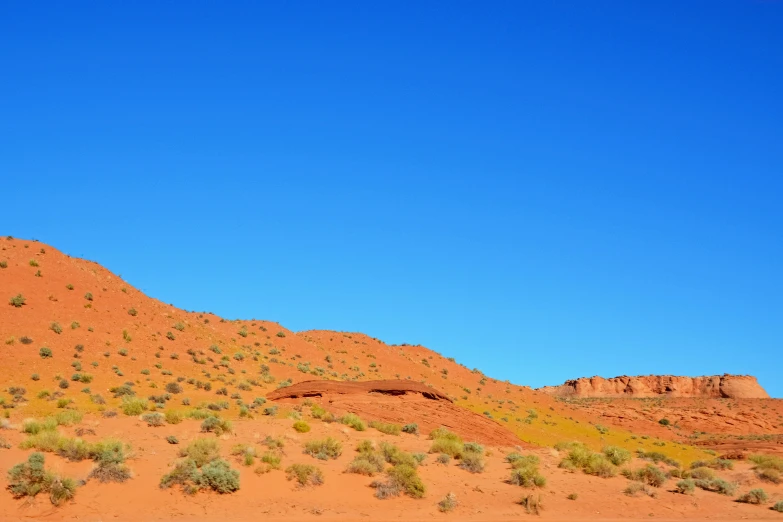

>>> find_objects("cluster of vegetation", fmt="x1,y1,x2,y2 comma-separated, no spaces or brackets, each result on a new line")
20,422,131,483
346,440,426,499
7,453,77,506
749,454,782,484
506,452,546,487
427,427,485,473
340,413,366,431
304,437,342,460
161,438,239,494
556,441,619,478
369,420,401,436
285,463,323,486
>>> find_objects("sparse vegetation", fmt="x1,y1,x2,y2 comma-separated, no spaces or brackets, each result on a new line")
438,492,458,512
621,464,668,487
369,420,401,435
737,488,768,505
7,452,77,506
286,463,323,486
340,413,366,431
39,346,53,358
292,420,311,433
304,437,342,460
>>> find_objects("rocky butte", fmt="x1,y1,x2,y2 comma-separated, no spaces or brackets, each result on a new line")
537,373,769,399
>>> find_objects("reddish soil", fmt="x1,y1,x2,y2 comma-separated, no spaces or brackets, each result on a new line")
1,236,782,521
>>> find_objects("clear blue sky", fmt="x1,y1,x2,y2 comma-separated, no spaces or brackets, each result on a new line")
2,2,781,396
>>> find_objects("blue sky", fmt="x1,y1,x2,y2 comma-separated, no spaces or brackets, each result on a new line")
2,2,781,396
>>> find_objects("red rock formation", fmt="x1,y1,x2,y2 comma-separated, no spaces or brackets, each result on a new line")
267,379,524,447
538,374,769,399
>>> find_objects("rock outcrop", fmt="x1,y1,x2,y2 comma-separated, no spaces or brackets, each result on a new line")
268,379,524,447
538,374,769,399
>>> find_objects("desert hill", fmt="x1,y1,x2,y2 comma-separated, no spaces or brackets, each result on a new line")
538,374,770,399
1,236,783,520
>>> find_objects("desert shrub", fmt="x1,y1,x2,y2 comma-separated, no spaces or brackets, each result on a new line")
369,420,401,435
347,453,385,476
622,465,668,487
636,450,680,467
429,428,464,458
165,382,183,394
757,468,781,484
167,436,179,445
142,412,165,427
773,500,783,512
438,492,458,512
659,418,671,426
603,446,632,466
7,453,77,506
39,347,53,358
386,463,425,498
737,488,768,505
180,438,220,467
558,442,617,478
263,405,279,416
676,479,696,494
9,294,26,307
519,494,543,515
749,454,783,471
459,451,485,473
688,466,716,480
201,416,232,435
691,458,734,471
304,437,342,460
624,481,657,498
436,453,451,465
402,423,419,435
286,463,323,486
199,459,240,493
695,478,737,495
567,493,578,500
165,410,184,424
50,322,63,334
121,397,148,416
292,420,311,433
262,435,285,450
340,413,366,431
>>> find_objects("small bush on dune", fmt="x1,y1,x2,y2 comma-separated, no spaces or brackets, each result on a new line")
286,463,323,486
385,464,425,498
624,481,657,498
690,458,733,471
304,437,342,460
369,420,401,435
737,488,768,505
379,442,418,468
437,453,451,465
7,453,77,506
773,500,783,512
165,410,184,425
519,494,543,515
757,468,781,484
347,453,385,476
160,457,239,494
687,467,715,480
622,465,668,487
201,416,232,435
142,412,165,427
676,479,696,494
603,446,631,466
121,397,148,416
636,450,680,468
694,478,737,496
340,413,366,431
402,423,419,435
459,451,485,473
557,442,617,478
438,492,458,512
180,438,220,467
292,420,310,433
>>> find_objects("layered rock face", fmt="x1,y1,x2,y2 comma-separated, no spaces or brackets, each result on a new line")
538,374,769,399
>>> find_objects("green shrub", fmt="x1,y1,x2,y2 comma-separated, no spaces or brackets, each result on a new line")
39,347,53,358
180,438,219,467
676,479,696,494
347,453,385,476
688,466,716,480
292,420,311,433
369,420,401,435
304,437,342,460
7,453,77,506
558,442,617,478
121,397,148,416
386,464,425,498
50,322,62,334
694,478,737,495
402,423,419,435
622,465,668,487
379,442,418,468
603,446,631,466
772,500,783,512
624,481,657,498
340,413,366,431
737,488,768,505
459,451,485,473
166,436,179,445
142,412,165,427
757,468,781,484
436,453,451,465
9,294,26,307
201,416,232,435
636,450,680,467
200,459,240,493
285,463,323,486
691,458,734,471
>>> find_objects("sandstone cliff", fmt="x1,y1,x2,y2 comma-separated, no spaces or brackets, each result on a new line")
538,374,769,399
